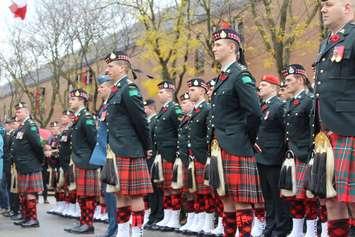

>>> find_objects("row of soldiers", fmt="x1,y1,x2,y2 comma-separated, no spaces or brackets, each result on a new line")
2,1,355,237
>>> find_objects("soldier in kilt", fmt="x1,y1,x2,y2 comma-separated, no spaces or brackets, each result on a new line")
12,102,44,228
282,64,318,237
64,89,99,234
104,51,153,237
313,1,355,236
185,78,216,235
151,80,184,232
175,92,195,234
210,26,264,237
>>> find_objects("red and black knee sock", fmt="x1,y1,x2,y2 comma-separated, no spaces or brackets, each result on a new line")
204,194,216,213
328,219,350,237
223,212,237,237
56,192,65,202
20,194,27,219
319,205,327,223
288,199,305,219
132,210,145,228
171,193,182,211
68,190,77,204
79,197,96,226
194,194,205,213
143,196,149,210
26,198,38,221
254,207,265,221
305,200,318,220
351,217,355,227
236,209,253,237
216,196,224,217
117,206,132,224
163,195,172,210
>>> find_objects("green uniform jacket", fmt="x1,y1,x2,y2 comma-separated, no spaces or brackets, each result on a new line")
313,22,355,136
58,126,72,172
106,77,152,158
153,101,183,162
210,62,262,156
71,108,97,169
13,118,44,174
188,101,209,164
177,114,190,167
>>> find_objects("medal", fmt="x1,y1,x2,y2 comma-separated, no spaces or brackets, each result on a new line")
331,45,345,62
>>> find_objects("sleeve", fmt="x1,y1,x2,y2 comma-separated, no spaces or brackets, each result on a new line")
82,114,97,150
123,85,152,151
234,72,262,144
170,103,184,128
25,122,45,163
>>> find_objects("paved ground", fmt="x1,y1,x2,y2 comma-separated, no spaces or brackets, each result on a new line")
0,197,184,237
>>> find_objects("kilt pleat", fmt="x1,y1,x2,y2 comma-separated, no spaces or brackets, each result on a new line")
221,149,264,204
294,158,307,200
75,167,100,197
18,171,43,193
116,156,153,196
195,160,211,195
163,161,174,190
328,132,355,203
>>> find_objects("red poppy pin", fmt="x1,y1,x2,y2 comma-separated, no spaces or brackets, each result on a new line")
219,72,228,81
292,99,300,106
329,34,340,44
261,104,268,112
162,107,168,113
111,86,118,93
194,108,201,113
73,116,79,123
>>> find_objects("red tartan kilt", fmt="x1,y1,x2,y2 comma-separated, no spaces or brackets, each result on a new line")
163,161,174,190
328,132,355,203
18,171,43,194
75,167,100,197
221,149,264,204
116,156,153,196
195,160,211,195
294,158,308,200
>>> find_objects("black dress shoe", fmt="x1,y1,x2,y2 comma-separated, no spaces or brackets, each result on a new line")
70,224,95,234
150,224,162,231
21,220,40,228
14,219,27,225
11,214,23,221
64,223,81,232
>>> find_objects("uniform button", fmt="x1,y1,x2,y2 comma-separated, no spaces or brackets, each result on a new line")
286,138,289,141
322,58,325,62
287,122,290,126
316,93,320,97
212,104,215,107
295,113,298,116
317,81,321,85
286,132,289,134
211,116,214,119
212,124,215,127
320,69,324,73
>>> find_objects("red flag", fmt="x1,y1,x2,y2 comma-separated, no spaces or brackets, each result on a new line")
9,1,27,20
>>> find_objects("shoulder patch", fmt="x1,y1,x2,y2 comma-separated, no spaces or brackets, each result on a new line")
128,85,140,97
241,76,254,85
85,119,95,126
30,125,38,132
174,105,183,117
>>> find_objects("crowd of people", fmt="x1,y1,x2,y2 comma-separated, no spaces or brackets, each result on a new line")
0,0,355,237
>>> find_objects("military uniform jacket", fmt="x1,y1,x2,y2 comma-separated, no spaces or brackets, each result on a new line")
71,108,97,170
58,126,72,172
177,114,190,167
148,114,158,158
284,91,313,163
13,118,44,174
210,62,262,156
153,101,183,162
188,101,210,164
256,96,286,166
3,130,15,176
106,77,152,158
313,22,355,136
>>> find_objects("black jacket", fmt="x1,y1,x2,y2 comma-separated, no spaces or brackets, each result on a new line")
106,77,152,158
284,91,313,163
177,114,190,167
256,96,286,166
153,101,183,162
13,118,44,174
210,62,262,156
71,108,97,170
188,101,209,164
313,22,355,136
58,126,72,172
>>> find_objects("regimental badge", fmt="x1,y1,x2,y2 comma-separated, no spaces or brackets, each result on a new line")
110,52,116,60
164,82,168,88
220,30,227,39
288,67,295,74
75,91,80,97
193,80,199,86
331,45,345,63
